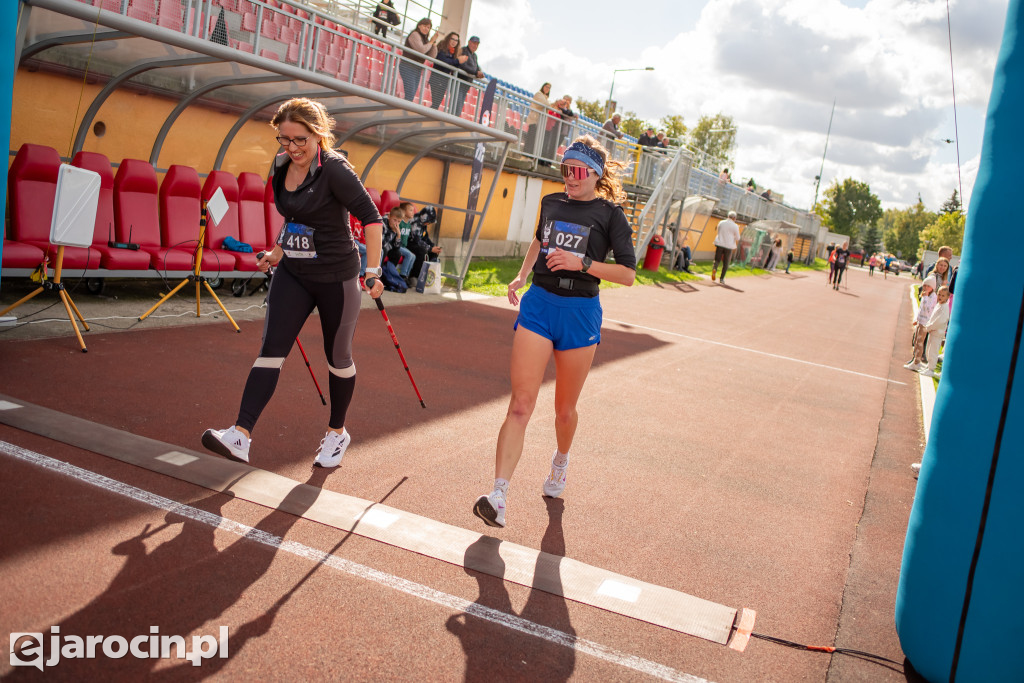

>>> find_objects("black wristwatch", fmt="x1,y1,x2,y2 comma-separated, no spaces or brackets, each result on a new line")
581,256,593,273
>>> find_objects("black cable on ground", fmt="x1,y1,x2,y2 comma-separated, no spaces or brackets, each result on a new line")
751,632,903,668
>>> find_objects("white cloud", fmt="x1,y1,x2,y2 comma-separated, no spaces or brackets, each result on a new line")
468,0,1008,211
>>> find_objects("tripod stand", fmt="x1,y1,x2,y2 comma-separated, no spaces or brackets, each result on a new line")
138,202,240,332
0,245,90,352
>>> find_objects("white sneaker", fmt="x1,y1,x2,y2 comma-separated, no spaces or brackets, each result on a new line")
473,489,506,528
202,426,250,463
313,429,350,468
911,463,922,472
903,361,921,370
919,368,939,378
543,450,569,498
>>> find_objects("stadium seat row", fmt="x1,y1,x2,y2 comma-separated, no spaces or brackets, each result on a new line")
2,143,400,280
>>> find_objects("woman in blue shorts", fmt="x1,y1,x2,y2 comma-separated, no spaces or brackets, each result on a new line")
473,135,637,528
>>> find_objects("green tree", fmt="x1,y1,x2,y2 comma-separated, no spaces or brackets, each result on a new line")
660,114,687,143
688,113,737,167
919,211,966,256
821,178,882,246
574,96,605,121
940,189,962,214
860,223,882,255
878,200,935,260
620,111,645,138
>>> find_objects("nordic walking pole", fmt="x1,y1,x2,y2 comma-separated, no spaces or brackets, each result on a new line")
373,296,426,408
257,251,326,405
295,337,327,405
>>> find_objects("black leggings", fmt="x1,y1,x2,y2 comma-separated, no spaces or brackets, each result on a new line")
713,246,733,279
236,266,361,432
834,266,847,286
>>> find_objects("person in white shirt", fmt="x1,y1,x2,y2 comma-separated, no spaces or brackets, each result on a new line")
711,211,741,283
904,276,937,371
917,286,950,378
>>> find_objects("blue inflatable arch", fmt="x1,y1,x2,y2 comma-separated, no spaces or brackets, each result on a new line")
895,1,1024,681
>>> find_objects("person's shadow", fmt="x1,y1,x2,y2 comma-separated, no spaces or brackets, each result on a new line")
3,469,334,682
446,497,576,681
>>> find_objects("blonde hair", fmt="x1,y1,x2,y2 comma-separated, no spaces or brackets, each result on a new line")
271,98,347,162
570,134,627,204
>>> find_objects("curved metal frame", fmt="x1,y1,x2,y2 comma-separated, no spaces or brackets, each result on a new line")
150,74,289,166
20,29,131,62
72,55,216,155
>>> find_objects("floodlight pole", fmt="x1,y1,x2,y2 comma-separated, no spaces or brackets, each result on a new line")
606,67,654,119
812,98,836,208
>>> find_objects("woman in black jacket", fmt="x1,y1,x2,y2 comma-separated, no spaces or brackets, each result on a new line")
432,31,467,111
202,98,384,469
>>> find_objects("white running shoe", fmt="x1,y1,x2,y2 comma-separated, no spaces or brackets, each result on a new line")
543,450,569,498
919,368,939,378
202,426,250,463
911,463,922,472
473,489,506,528
313,429,350,468
903,361,921,370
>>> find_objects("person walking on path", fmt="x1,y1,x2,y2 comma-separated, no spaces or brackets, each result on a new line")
472,136,637,529
832,241,849,290
202,98,385,469
710,211,741,283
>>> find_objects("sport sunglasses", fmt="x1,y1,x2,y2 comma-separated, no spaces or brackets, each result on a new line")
560,163,594,180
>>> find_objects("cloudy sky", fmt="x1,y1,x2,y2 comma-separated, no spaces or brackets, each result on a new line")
466,0,1010,212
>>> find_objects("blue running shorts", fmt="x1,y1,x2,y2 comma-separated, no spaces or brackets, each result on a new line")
514,284,602,350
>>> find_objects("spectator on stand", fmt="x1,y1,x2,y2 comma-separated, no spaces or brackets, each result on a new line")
602,113,624,140
718,168,731,184
656,131,669,148
405,203,442,278
904,276,938,372
554,95,577,157
400,18,439,103
432,31,465,111
638,127,657,146
761,188,773,202
710,211,741,283
525,82,551,158
745,178,756,192
454,36,484,118
372,0,400,38
541,99,564,162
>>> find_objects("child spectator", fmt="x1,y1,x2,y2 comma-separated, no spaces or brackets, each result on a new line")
405,203,442,278
785,248,794,274
385,207,416,285
917,286,951,378
904,277,937,371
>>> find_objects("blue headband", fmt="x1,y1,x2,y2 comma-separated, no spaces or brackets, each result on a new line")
561,142,604,176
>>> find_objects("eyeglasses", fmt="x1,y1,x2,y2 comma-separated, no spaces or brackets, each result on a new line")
560,163,593,180
450,37,459,42
276,135,309,148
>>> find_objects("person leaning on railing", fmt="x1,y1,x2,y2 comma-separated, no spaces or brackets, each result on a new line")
525,82,551,157
433,31,466,111
400,18,439,103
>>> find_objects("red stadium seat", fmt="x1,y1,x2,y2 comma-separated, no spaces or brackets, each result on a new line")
379,189,401,216
113,158,162,269
365,187,383,215
263,178,284,247
157,165,220,271
201,170,255,271
72,151,151,270
8,143,98,269
1,240,45,269
237,172,270,254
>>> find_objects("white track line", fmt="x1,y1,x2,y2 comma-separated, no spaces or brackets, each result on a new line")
0,441,713,683
605,317,905,386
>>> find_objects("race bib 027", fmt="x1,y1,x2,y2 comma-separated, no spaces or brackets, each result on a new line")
281,222,317,259
541,220,591,259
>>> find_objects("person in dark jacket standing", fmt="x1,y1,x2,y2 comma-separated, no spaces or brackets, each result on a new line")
202,98,385,469
372,0,399,38
452,36,484,118
472,135,637,529
399,18,438,102
432,31,466,111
